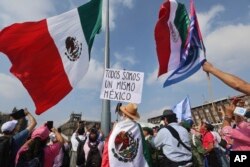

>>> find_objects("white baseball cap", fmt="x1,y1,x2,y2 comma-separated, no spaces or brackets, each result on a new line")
1,120,18,133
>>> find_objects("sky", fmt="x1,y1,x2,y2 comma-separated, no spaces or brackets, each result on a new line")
0,0,250,127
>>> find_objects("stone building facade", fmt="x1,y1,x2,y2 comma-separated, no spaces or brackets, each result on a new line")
58,113,101,139
148,94,250,125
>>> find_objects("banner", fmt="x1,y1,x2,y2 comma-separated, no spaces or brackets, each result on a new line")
100,69,144,103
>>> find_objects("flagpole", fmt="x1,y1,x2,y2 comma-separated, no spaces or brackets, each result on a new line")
101,0,111,137
206,73,216,113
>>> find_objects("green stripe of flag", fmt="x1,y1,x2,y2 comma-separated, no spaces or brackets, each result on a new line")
78,0,102,56
138,123,153,167
174,2,190,48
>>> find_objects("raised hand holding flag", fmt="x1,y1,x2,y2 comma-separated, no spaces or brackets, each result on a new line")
155,0,206,87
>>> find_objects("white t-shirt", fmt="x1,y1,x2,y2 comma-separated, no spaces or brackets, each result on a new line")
70,132,85,151
211,131,221,148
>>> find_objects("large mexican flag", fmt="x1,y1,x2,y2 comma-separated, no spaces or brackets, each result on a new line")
155,0,190,77
0,0,102,115
102,119,152,167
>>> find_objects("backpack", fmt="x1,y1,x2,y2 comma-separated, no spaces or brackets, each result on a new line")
61,145,70,167
85,142,102,167
76,136,87,166
16,150,43,167
0,136,13,167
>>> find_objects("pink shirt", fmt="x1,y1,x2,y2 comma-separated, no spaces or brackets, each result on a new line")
44,143,62,167
16,142,62,167
222,121,250,151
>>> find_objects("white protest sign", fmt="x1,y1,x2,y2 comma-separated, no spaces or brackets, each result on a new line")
100,68,144,103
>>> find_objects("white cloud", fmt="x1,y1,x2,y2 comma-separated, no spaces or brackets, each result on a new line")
0,0,55,28
146,68,157,85
102,0,135,30
113,47,137,66
119,0,134,9
0,0,135,32
197,5,225,36
182,70,207,84
205,24,250,72
146,67,180,86
78,59,104,90
146,68,163,85
0,73,26,99
114,52,136,65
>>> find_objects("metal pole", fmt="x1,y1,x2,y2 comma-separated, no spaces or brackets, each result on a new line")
101,0,111,137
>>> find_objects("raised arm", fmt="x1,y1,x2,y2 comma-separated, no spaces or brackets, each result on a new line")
203,61,250,95
24,108,37,132
52,128,64,144
222,103,237,128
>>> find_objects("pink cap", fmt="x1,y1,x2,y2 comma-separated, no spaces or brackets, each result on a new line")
31,125,50,141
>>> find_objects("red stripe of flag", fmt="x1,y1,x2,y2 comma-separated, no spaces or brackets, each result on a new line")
0,20,72,115
155,1,171,77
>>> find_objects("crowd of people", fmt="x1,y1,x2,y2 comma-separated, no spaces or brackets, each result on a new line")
1,100,250,167
0,108,105,167
0,61,250,167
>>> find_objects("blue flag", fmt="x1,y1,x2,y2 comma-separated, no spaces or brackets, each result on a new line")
172,96,192,122
163,0,205,87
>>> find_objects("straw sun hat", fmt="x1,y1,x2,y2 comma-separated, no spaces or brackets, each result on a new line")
120,103,140,120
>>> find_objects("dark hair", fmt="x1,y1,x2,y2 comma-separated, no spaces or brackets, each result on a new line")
89,128,98,142
77,127,85,135
3,130,13,135
165,114,177,123
142,127,153,136
205,123,214,131
18,137,45,162
90,128,98,134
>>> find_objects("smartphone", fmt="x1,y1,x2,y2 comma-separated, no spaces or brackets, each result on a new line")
233,107,247,117
46,121,53,131
10,109,26,119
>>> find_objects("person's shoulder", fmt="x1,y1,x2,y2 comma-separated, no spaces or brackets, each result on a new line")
115,119,132,128
170,123,187,131
157,126,170,135
13,129,29,140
